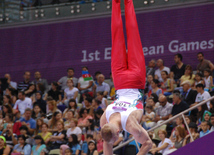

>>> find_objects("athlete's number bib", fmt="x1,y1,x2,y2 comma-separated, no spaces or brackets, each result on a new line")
112,101,130,111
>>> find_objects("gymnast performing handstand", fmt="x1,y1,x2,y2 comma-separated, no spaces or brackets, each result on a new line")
100,0,152,154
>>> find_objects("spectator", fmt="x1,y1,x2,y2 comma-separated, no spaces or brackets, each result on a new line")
66,119,82,142
85,119,96,139
93,71,102,85
94,109,104,128
181,81,198,121
64,110,75,130
25,82,36,103
197,52,214,74
184,115,191,126
2,104,13,118
181,81,197,106
180,65,195,86
31,135,46,155
82,134,93,155
13,135,31,155
58,68,78,90
87,140,98,155
196,104,208,126
3,95,12,107
45,82,62,104
203,69,213,91
107,73,116,100
93,74,110,97
146,59,156,77
38,123,52,144
0,114,13,131
17,71,31,91
65,148,73,155
0,136,11,155
173,126,186,149
60,144,70,155
19,108,36,135
31,104,43,120
105,72,114,94
67,134,81,155
63,99,79,119
46,98,61,116
90,99,102,117
78,108,93,128
82,93,93,108
155,95,173,124
33,71,49,92
63,79,79,106
5,88,17,105
47,120,67,150
84,97,93,114
146,96,158,111
25,82,36,98
210,114,214,132
183,122,199,146
193,73,204,88
154,59,170,82
14,111,21,122
160,71,174,96
199,121,210,138
164,126,187,154
202,110,212,122
95,131,103,155
169,117,185,142
36,83,46,97
171,93,189,116
2,123,17,150
192,83,211,109
35,118,44,135
40,114,49,124
4,73,17,90
13,91,33,115
18,126,31,144
150,129,173,155
96,91,108,110
78,66,93,94
145,74,153,94
209,100,214,113
48,111,63,132
143,105,156,129
34,91,47,114
148,79,163,97
170,54,186,82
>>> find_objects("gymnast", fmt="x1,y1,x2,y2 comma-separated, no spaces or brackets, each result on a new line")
100,0,152,154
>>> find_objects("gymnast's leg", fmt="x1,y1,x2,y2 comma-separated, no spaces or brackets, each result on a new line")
125,0,146,89
124,1,152,154
111,0,128,90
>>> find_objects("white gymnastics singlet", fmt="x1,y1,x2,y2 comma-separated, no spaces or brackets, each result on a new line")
106,89,144,132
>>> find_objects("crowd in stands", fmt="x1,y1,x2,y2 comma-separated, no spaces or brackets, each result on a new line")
0,52,213,155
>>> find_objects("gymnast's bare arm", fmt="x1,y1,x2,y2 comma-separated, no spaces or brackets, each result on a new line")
126,110,152,155
100,111,107,128
100,111,114,155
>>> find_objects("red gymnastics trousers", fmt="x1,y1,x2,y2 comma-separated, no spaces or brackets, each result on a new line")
111,0,146,90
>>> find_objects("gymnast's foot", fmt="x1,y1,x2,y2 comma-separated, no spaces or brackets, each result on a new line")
124,0,131,4
114,0,120,4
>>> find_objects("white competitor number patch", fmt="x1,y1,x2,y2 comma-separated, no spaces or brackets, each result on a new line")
112,101,130,111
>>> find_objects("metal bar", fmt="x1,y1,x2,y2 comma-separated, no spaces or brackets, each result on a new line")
113,96,214,151
182,114,194,142
134,139,140,151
